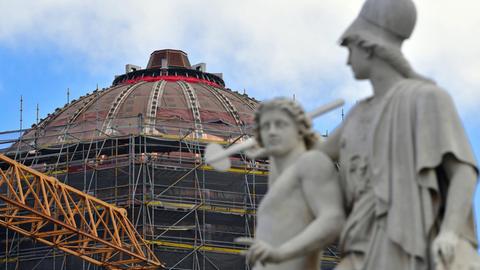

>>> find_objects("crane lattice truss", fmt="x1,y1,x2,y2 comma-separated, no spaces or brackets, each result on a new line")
0,154,163,269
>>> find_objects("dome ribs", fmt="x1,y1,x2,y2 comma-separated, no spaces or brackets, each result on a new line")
219,90,258,126
54,87,115,143
177,81,204,138
202,85,244,134
224,89,257,112
68,89,109,125
144,80,167,134
235,93,257,111
101,82,147,135
37,88,108,130
56,94,99,142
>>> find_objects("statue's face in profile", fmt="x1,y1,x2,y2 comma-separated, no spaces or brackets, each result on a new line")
259,109,301,156
346,42,371,80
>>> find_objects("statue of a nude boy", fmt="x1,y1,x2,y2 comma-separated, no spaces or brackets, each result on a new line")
236,98,345,270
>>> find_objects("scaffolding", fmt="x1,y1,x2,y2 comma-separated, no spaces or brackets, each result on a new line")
0,115,340,270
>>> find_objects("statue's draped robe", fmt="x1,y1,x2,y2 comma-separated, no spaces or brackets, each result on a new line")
335,79,478,270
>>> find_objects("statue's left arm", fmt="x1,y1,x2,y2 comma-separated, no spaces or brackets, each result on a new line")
432,154,477,266
441,155,477,234
414,86,479,267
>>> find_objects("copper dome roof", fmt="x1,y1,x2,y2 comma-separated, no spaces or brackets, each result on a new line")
19,50,259,148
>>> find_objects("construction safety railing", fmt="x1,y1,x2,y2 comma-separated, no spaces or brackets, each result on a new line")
0,154,163,269
2,115,253,150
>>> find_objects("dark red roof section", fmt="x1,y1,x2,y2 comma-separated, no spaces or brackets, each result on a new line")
147,49,191,69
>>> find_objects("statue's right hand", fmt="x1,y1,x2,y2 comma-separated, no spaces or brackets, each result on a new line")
235,237,283,266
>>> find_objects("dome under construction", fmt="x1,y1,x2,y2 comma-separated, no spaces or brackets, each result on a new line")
18,49,258,148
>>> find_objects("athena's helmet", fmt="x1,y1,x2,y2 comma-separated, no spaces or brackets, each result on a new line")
339,0,417,50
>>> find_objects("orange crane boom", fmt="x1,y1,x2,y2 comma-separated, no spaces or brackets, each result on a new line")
0,154,164,269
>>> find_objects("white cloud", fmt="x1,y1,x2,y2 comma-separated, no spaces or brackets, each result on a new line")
0,0,479,118
404,1,480,117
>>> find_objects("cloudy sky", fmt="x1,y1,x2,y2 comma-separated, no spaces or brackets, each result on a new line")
1,0,479,235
